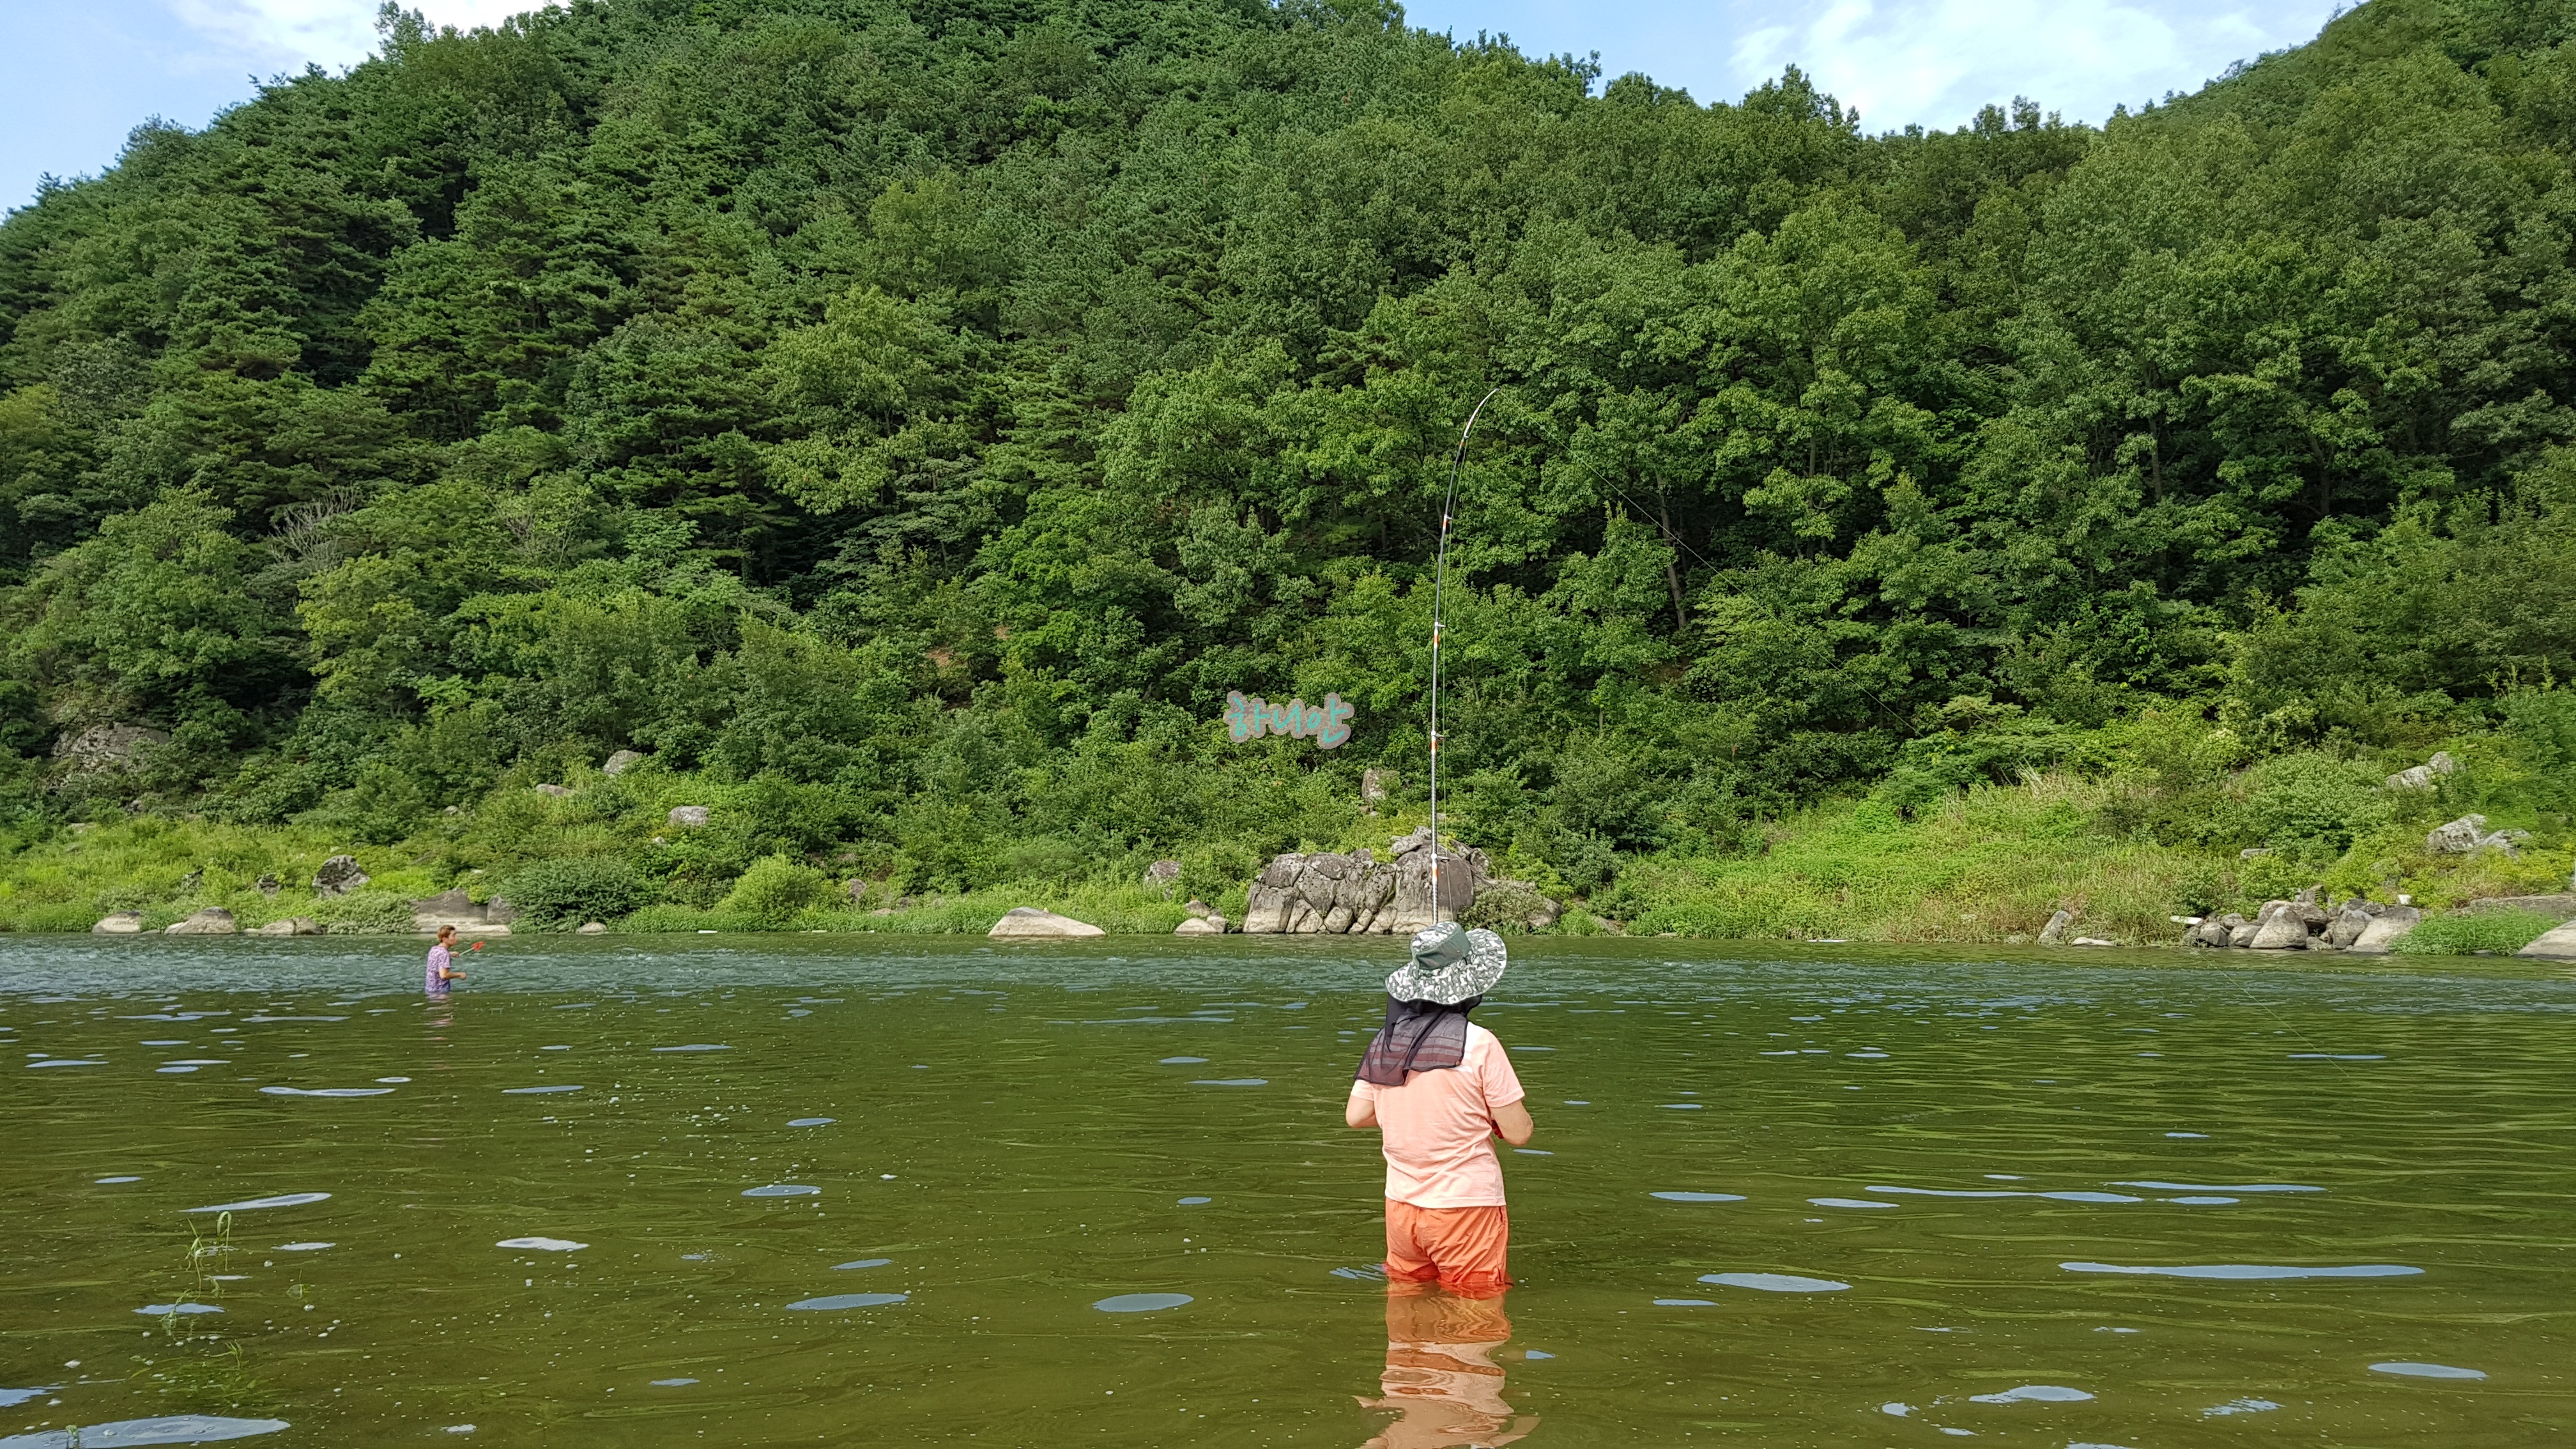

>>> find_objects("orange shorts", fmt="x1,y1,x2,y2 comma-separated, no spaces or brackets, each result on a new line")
1383,1199,1510,1296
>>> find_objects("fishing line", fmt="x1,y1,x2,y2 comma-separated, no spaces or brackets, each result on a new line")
1429,385,1501,926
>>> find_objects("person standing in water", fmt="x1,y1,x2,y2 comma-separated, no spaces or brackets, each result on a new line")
1346,923,1532,1296
425,924,464,998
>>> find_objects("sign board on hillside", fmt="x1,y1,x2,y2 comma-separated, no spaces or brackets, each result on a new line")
1226,691,1354,749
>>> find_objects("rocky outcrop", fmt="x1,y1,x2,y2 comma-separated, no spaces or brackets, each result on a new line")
668,806,709,829
2462,893,2576,919
1464,879,1561,932
92,910,144,934
52,723,169,772
988,907,1105,938
1144,859,1181,891
251,918,323,935
164,908,238,935
2384,751,2458,792
1242,827,1487,935
2037,908,2074,945
2427,814,2531,855
312,855,369,896
602,750,645,776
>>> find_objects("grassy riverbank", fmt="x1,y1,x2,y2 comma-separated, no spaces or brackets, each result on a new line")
4,709,2568,951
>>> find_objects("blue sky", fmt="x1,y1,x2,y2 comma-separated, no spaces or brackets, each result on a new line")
3,0,2343,214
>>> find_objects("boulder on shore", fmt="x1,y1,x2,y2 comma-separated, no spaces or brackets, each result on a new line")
988,907,1106,938
164,907,238,935
577,921,609,935
251,917,322,935
2345,905,2423,954
2037,908,2074,945
2517,920,2576,959
1174,915,1223,936
92,910,144,935
411,886,515,930
2246,903,2310,949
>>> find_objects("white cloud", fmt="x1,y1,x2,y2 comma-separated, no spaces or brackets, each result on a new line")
1725,0,2301,129
162,0,554,73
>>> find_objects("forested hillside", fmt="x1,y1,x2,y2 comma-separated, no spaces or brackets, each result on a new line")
1,0,2571,938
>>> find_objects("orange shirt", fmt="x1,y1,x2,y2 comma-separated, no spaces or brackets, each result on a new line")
1352,1023,1526,1208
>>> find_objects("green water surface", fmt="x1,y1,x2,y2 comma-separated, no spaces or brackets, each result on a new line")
3,937,2571,1446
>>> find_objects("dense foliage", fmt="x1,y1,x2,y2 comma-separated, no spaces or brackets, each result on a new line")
1,0,2572,923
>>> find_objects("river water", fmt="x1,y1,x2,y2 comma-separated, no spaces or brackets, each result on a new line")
2,935,2570,1446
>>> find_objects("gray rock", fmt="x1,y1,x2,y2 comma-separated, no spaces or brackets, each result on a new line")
668,806,710,829
2517,920,2576,959
2427,815,2490,854
1361,769,1399,809
2345,905,2423,954
2239,847,2273,859
988,907,1106,938
164,907,238,935
2187,918,2235,948
1183,898,1213,919
51,723,169,771
1174,916,1223,936
2463,894,2576,920
484,895,517,926
256,873,280,898
412,887,490,932
602,749,645,776
2324,906,2373,949
2037,908,2074,945
2070,937,2118,947
577,921,608,935
535,783,574,798
2385,751,2461,791
312,855,369,896
1239,834,1487,935
251,918,321,936
2247,905,2309,949
91,910,145,935
1144,859,1181,891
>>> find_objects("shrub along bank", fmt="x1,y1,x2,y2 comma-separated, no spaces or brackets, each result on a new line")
4,691,2569,954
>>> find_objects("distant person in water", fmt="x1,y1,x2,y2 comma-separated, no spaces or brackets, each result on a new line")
1346,923,1532,1297
425,924,464,997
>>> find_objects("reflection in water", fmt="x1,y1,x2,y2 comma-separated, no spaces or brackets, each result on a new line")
1358,1288,1537,1449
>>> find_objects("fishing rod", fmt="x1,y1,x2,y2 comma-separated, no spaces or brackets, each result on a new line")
1429,385,1500,925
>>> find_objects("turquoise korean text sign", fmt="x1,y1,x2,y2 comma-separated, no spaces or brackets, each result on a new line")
1226,691,1354,749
